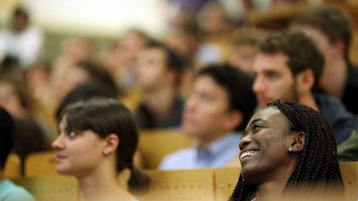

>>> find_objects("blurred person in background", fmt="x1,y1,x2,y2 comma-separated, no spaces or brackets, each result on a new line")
252,30,358,145
51,37,94,103
53,36,93,70
51,61,119,105
0,76,48,171
228,28,266,77
134,43,185,129
0,7,44,68
195,1,233,68
113,29,150,91
291,6,358,115
160,65,256,170
0,107,36,201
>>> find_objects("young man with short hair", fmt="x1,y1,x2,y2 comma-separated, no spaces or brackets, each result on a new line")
160,65,256,169
252,30,358,145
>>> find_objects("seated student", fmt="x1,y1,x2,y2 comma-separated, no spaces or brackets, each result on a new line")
252,30,358,145
54,82,145,168
160,65,256,170
52,98,150,201
134,43,185,129
0,107,36,201
230,100,344,201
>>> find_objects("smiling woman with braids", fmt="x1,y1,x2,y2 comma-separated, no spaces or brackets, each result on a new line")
230,100,344,201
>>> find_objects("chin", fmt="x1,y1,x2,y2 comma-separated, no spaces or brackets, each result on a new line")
56,166,72,176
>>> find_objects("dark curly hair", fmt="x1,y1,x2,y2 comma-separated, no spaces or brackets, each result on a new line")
230,100,344,201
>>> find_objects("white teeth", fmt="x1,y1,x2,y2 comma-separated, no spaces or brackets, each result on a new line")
240,151,258,161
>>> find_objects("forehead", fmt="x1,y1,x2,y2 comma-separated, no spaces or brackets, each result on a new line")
195,75,227,94
253,52,291,74
248,107,288,127
59,116,68,129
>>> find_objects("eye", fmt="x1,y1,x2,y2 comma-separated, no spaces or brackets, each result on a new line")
253,123,263,132
266,71,278,80
67,129,77,138
201,93,213,102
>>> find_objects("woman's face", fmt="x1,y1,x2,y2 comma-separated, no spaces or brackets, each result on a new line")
239,107,294,184
52,117,106,178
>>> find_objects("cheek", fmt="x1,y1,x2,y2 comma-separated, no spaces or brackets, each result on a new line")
69,140,103,162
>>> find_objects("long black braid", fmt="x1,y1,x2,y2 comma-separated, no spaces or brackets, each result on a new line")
230,100,344,201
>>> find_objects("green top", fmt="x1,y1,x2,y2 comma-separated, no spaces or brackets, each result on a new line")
338,129,358,161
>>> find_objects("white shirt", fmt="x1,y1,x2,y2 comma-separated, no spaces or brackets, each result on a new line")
0,26,44,67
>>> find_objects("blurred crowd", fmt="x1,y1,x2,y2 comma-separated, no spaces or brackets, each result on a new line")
0,0,357,171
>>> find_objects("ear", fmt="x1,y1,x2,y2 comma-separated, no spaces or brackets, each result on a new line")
223,110,243,132
289,131,306,153
103,134,120,155
296,69,315,94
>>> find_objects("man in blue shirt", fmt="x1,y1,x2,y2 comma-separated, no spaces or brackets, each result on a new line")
160,65,256,170
0,107,36,201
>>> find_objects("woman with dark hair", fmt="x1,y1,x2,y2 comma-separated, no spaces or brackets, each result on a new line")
52,97,150,201
230,100,344,201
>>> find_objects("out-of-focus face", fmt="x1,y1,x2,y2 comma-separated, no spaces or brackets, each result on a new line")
62,37,92,62
135,48,168,91
13,13,28,32
54,66,91,101
182,75,233,139
230,44,256,76
239,106,292,184
252,52,298,107
0,81,25,118
52,117,106,178
297,26,338,88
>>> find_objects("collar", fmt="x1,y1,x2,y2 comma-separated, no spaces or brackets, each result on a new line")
196,132,240,159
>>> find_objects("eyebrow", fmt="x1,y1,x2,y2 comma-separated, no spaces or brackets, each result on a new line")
243,118,263,136
248,118,263,127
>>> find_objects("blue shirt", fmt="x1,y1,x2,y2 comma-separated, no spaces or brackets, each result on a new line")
0,179,36,201
159,132,241,170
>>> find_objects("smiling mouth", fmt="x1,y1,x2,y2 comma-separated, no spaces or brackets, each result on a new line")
240,150,259,161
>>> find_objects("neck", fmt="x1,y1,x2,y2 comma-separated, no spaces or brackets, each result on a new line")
255,159,296,201
298,92,319,112
320,58,348,99
79,167,118,201
78,160,135,201
143,85,176,118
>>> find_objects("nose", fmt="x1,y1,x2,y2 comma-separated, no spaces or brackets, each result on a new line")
252,75,266,95
52,134,65,150
239,135,252,150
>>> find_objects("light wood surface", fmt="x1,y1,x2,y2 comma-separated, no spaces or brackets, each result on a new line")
137,168,215,201
139,129,195,169
3,153,21,178
25,151,58,177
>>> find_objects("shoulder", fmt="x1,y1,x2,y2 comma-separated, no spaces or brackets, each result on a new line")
0,180,36,201
159,147,195,170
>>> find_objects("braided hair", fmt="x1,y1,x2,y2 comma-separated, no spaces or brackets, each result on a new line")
230,100,344,201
